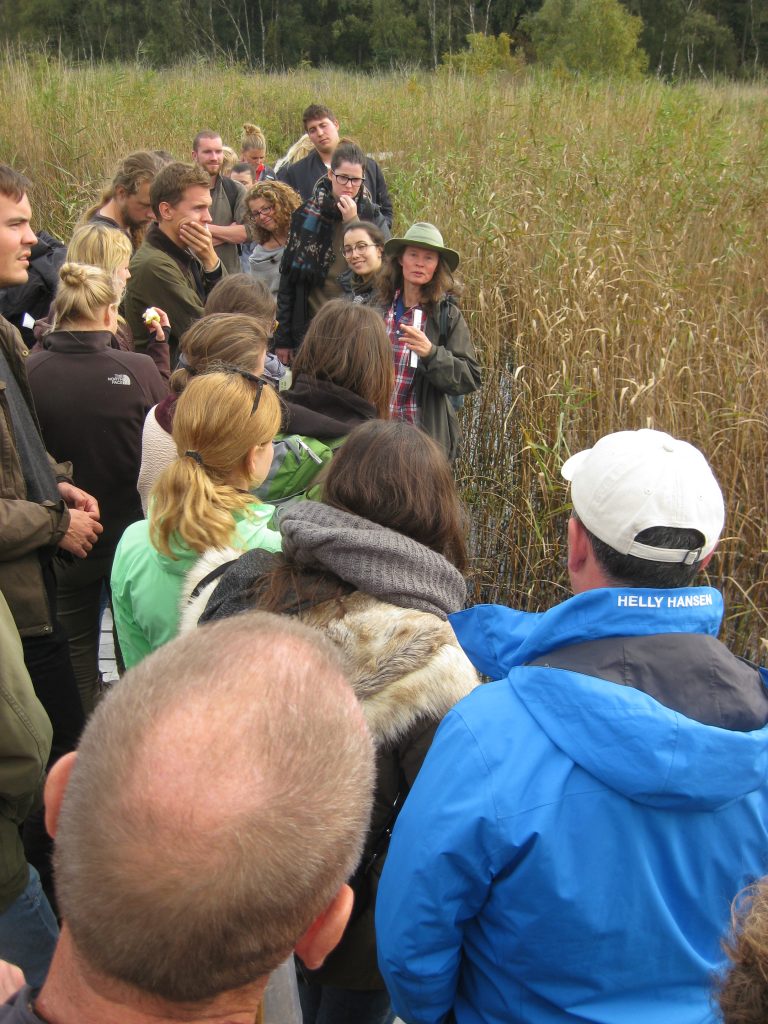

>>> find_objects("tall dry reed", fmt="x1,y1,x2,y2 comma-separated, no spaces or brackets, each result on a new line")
0,52,765,659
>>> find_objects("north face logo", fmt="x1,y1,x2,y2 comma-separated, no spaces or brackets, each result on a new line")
107,374,131,386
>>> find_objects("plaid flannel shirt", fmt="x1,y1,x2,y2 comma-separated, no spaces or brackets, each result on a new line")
385,291,422,424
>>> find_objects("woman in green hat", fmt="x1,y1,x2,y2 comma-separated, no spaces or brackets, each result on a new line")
378,222,481,461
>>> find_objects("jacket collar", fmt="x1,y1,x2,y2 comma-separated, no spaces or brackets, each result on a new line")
145,221,195,269
282,376,377,438
42,330,114,353
154,393,177,434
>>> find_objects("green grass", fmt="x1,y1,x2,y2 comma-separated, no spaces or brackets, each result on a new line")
1,50,766,660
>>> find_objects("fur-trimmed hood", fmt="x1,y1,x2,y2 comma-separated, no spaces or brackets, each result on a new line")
302,591,479,748
180,551,478,749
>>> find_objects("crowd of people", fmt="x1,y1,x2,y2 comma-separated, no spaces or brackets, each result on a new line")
0,99,766,1024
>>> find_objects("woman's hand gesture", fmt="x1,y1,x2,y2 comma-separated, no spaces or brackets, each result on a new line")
400,323,434,359
336,195,358,222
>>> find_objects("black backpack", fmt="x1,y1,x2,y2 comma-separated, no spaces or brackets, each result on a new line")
438,295,465,413
0,232,66,346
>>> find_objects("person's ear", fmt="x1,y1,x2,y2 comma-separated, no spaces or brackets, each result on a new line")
567,515,590,577
294,884,353,970
245,445,259,482
698,549,715,572
157,201,173,223
45,752,78,840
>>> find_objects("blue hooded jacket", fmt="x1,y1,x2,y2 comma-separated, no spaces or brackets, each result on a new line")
376,587,768,1024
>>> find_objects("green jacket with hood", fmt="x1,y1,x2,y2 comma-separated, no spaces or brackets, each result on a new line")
111,503,281,668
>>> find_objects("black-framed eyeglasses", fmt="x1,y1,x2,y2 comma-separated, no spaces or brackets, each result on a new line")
342,241,379,257
220,365,266,414
332,172,365,188
252,205,274,219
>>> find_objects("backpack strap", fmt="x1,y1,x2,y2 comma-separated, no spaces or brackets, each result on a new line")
188,558,239,601
438,295,465,413
438,294,458,346
219,174,241,220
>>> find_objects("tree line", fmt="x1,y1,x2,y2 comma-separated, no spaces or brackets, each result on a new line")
0,0,765,77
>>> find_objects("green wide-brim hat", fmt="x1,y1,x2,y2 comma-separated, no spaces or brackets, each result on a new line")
383,222,460,272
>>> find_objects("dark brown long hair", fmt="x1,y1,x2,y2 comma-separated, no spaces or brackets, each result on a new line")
291,300,393,419
322,421,468,569
249,420,468,615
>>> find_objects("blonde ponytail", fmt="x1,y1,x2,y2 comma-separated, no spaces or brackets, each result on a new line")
149,372,281,557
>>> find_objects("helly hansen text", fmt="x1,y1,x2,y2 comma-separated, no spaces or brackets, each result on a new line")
616,593,714,609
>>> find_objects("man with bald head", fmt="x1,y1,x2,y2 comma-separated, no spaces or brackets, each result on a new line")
1,612,375,1023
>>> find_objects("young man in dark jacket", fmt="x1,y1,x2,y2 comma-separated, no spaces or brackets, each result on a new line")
124,162,225,364
277,104,393,228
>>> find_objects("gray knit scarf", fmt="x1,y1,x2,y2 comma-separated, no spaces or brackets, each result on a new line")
277,502,467,619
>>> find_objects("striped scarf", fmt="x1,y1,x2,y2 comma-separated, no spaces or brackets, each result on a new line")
279,177,379,287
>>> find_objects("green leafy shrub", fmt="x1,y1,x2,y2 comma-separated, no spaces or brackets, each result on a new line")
441,33,525,76
527,0,648,78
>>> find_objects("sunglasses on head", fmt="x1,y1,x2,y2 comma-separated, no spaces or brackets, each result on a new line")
219,365,266,414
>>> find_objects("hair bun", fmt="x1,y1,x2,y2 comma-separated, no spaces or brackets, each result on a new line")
242,123,262,135
59,262,89,287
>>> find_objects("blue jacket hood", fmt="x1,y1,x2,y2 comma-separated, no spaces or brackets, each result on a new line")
512,664,768,811
452,587,768,812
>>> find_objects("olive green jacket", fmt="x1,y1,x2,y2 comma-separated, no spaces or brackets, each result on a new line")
124,224,225,361
416,301,481,462
0,589,52,911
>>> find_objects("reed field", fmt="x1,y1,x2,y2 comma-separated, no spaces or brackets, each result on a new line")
1,52,766,660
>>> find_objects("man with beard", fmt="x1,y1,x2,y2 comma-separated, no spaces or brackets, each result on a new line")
84,151,165,250
192,130,247,275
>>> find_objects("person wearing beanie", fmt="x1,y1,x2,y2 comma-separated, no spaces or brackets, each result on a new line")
377,428,768,1024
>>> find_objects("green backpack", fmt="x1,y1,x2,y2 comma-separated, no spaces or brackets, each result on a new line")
254,433,346,507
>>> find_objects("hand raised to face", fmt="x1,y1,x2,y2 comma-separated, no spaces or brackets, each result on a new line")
178,220,218,271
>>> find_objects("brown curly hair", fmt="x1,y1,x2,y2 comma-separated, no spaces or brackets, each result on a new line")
719,880,768,1024
244,180,301,243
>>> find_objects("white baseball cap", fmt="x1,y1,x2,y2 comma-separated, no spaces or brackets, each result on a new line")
561,429,725,565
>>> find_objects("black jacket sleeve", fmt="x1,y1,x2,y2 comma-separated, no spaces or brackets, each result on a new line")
274,271,296,350
366,159,393,228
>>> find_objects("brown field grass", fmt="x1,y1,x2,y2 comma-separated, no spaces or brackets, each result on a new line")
1,52,765,659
